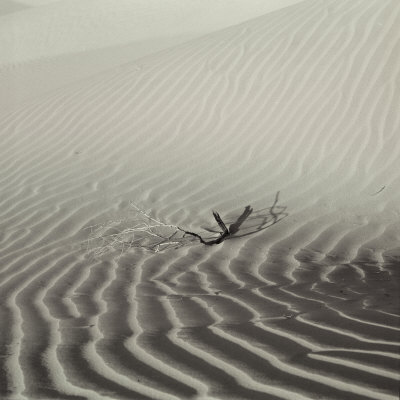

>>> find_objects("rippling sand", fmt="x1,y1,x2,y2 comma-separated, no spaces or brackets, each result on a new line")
0,0,399,399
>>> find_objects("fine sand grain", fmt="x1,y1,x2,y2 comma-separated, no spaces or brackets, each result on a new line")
0,0,399,399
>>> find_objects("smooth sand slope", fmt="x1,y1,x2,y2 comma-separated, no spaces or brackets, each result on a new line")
0,0,303,114
0,0,399,399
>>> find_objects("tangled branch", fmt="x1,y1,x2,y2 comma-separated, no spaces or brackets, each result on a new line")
86,203,189,255
86,192,286,256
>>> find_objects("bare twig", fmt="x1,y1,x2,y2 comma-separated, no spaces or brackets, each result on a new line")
178,211,231,245
212,211,229,235
85,194,285,256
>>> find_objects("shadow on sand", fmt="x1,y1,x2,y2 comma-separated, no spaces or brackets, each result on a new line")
183,191,288,245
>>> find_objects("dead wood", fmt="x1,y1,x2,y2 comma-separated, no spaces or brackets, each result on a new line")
179,211,231,245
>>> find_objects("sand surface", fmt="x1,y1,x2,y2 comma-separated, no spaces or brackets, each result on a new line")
0,0,302,114
0,0,399,399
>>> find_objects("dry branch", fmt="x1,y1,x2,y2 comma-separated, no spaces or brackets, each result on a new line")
86,203,231,255
85,194,284,256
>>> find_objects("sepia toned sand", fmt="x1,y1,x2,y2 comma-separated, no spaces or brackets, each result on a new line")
0,0,303,114
0,0,399,399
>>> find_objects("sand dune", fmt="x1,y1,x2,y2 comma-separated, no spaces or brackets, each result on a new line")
0,0,399,399
0,0,303,114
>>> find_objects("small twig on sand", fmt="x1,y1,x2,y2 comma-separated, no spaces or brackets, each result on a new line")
85,194,287,256
86,203,235,255
179,211,232,245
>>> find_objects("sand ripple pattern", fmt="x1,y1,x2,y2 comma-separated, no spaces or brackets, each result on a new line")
0,0,399,399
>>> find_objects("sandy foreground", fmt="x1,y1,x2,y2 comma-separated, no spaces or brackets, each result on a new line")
0,0,399,399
